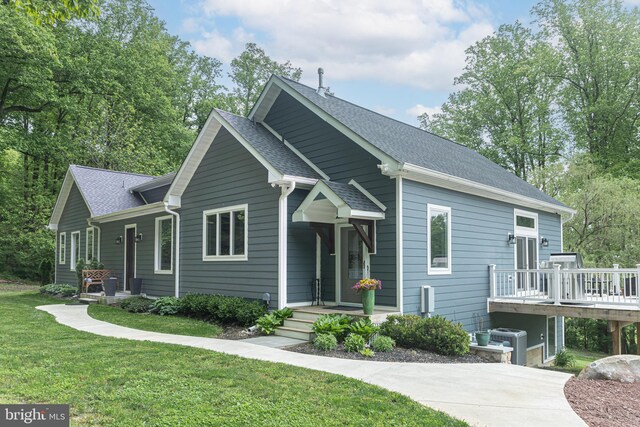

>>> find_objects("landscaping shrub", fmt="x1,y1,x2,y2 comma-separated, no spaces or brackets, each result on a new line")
120,296,153,313
314,334,338,351
371,335,395,352
40,284,76,297
177,294,266,326
379,314,469,356
273,307,293,323
348,317,380,342
359,348,375,358
234,300,268,326
178,294,211,317
554,349,576,368
256,308,294,335
344,333,366,353
312,314,353,341
150,297,180,316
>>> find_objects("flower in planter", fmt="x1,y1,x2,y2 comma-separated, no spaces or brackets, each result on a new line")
352,278,382,292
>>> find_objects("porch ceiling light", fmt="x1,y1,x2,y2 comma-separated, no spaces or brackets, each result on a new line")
540,236,549,247
507,233,516,245
115,236,123,245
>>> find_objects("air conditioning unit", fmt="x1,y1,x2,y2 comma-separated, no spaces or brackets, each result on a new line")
491,328,527,366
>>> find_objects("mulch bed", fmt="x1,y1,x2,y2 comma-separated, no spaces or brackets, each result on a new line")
565,377,640,427
217,325,260,340
285,342,488,363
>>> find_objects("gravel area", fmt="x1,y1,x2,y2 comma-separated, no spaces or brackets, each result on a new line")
565,377,640,427
217,325,260,340
285,342,488,363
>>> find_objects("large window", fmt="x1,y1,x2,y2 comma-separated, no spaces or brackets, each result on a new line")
155,216,173,273
70,231,80,271
85,228,95,261
58,232,66,264
202,205,247,261
427,204,451,275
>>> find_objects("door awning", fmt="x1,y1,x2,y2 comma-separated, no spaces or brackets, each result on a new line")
292,179,386,223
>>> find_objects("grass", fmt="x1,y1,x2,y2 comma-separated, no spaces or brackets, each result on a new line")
88,304,222,338
0,290,467,427
544,348,608,376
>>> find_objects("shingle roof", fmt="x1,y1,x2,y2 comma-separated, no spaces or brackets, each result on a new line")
276,76,567,208
69,165,155,216
322,180,383,213
217,109,323,180
128,172,176,192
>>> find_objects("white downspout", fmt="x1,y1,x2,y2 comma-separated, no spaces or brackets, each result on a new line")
163,202,181,297
278,181,296,309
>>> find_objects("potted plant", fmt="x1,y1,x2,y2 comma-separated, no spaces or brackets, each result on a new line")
352,278,382,315
473,313,490,346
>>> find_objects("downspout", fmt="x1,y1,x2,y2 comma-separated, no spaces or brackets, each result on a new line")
277,181,296,309
163,202,181,298
86,219,101,262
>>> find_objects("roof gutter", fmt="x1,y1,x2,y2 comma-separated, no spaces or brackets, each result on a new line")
91,202,165,223
163,202,180,298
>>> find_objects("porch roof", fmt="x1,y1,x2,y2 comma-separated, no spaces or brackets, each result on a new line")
292,180,385,223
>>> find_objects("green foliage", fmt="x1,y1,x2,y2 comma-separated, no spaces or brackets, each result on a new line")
149,297,180,316
256,307,294,335
178,294,211,317
119,296,153,313
371,335,395,353
565,317,611,353
313,334,338,351
74,257,105,292
177,294,266,326
347,317,380,342
380,315,470,356
312,314,353,341
6,0,100,25
359,348,375,358
554,349,576,368
273,307,294,322
39,283,75,297
343,333,366,353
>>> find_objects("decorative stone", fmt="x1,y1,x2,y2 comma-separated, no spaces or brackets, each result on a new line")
578,355,640,383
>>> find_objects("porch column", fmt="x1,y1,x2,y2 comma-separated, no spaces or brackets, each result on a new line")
278,182,295,309
637,322,640,356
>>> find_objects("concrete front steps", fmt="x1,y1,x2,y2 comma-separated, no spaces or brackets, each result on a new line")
274,309,319,341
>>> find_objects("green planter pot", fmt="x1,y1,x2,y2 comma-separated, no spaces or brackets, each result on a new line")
475,331,490,347
361,289,375,315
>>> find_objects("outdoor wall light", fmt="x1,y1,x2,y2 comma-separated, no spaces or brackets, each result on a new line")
135,233,143,243
540,236,549,247
115,236,123,245
507,233,516,245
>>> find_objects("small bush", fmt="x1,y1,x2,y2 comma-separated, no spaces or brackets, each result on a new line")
177,294,266,326
150,297,180,316
314,334,338,351
554,349,576,368
256,313,280,335
178,294,211,317
120,296,153,313
359,348,375,358
40,284,76,297
312,314,353,341
273,307,294,323
348,318,380,342
379,314,469,356
235,300,268,326
344,333,366,353
371,335,395,352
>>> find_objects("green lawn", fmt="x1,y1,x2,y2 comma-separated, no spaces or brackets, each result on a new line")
0,291,467,426
88,304,222,338
545,348,608,376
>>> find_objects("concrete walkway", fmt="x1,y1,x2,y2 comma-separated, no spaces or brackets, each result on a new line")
37,304,585,427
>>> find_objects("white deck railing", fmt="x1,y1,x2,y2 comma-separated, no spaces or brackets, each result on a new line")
489,264,640,307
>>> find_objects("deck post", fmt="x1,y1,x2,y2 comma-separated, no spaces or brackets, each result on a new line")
489,264,496,299
611,321,622,355
613,264,620,295
636,323,640,356
553,264,561,305
636,264,640,307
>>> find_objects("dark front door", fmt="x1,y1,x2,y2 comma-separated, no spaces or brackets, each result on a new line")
125,227,136,291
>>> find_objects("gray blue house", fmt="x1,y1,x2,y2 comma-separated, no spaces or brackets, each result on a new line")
49,74,575,364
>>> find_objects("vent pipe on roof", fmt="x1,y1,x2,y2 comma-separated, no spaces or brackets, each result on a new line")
316,67,325,97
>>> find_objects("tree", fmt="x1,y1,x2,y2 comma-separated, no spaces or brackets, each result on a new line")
229,43,302,116
421,23,564,181
3,0,99,25
533,0,640,172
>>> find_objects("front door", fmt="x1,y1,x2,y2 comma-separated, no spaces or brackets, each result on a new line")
124,226,136,291
516,236,537,290
340,227,369,304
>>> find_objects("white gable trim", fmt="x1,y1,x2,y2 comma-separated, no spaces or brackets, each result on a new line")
48,168,95,229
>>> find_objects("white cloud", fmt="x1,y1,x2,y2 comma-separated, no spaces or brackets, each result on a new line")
189,0,494,91
406,104,442,118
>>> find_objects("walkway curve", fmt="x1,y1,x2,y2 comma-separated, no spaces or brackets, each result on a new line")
37,304,585,427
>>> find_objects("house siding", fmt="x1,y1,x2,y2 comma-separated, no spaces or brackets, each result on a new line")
56,183,92,286
402,179,562,331
179,127,281,304
264,92,397,307
98,212,176,296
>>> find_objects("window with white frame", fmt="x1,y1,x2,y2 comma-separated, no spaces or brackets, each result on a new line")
155,216,173,273
58,232,66,264
70,231,80,270
202,205,247,261
514,209,538,236
86,228,95,261
427,204,451,275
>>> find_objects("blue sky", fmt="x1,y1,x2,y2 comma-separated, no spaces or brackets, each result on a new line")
147,0,539,125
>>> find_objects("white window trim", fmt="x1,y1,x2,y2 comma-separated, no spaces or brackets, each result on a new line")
514,209,538,238
202,204,248,261
70,231,80,271
427,204,452,275
154,215,174,274
85,227,95,261
58,232,66,264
